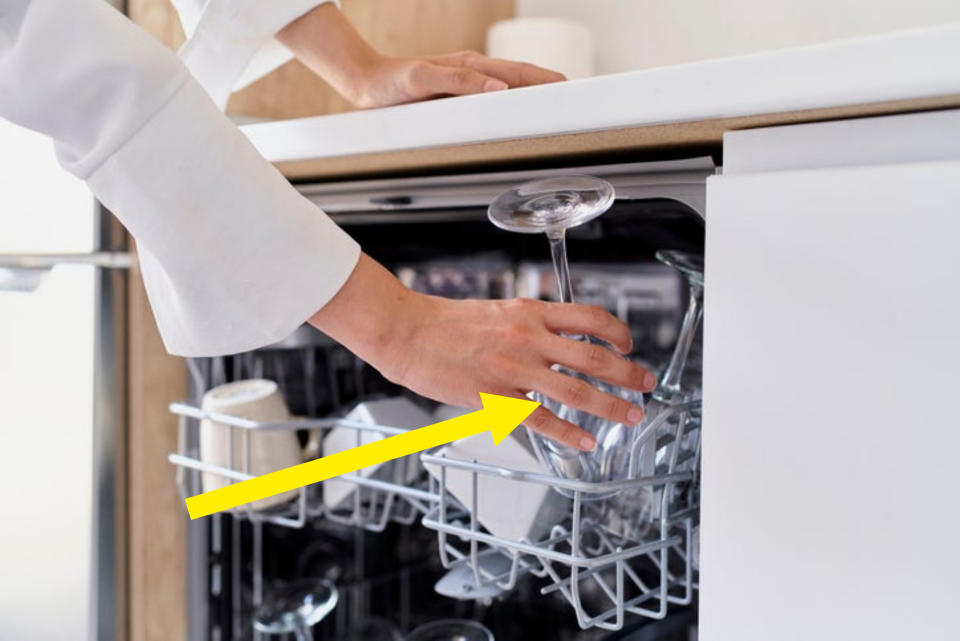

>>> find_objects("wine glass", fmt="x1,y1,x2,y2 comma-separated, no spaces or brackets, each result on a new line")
335,617,403,641
488,176,644,498
652,251,704,404
606,250,704,540
404,619,494,641
253,579,338,641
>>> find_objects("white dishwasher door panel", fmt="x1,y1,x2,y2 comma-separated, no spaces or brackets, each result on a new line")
701,160,960,641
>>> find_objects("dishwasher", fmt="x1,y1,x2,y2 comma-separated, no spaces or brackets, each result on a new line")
168,156,714,641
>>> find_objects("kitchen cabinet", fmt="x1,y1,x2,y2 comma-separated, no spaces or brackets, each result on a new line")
701,109,960,641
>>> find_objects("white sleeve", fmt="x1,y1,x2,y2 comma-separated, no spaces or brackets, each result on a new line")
0,0,361,357
170,0,338,109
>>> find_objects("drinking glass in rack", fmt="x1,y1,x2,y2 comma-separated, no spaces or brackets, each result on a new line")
652,250,704,404
602,250,705,542
488,176,645,500
253,579,338,641
404,619,494,641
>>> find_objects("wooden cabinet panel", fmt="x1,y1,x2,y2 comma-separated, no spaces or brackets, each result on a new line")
127,257,187,641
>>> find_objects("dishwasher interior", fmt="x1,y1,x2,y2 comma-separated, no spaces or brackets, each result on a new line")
170,159,711,641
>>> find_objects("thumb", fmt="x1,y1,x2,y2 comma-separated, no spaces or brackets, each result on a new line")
411,62,508,97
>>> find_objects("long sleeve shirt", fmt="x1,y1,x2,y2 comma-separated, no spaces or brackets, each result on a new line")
0,0,360,356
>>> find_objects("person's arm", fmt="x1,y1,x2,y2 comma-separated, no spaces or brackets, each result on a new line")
1,0,653,450
275,3,566,108
1,0,358,356
170,0,337,109
310,255,656,451
168,0,564,110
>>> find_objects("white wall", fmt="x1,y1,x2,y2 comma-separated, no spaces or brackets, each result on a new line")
516,0,960,74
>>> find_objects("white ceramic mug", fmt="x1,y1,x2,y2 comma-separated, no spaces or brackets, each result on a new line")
199,379,303,510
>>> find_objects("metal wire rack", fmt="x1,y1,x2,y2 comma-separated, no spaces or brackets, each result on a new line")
420,401,700,630
168,399,701,631
169,402,434,531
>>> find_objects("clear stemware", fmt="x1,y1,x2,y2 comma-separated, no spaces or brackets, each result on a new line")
587,251,705,543
404,619,494,641
488,176,644,498
335,617,404,641
253,579,338,641
652,250,704,404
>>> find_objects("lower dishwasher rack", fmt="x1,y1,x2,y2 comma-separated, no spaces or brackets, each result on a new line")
168,399,701,632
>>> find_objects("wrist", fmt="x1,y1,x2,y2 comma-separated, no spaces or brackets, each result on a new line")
276,3,386,108
307,253,419,380
336,51,389,108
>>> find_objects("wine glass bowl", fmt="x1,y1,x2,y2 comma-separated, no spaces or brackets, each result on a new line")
404,619,494,641
253,579,338,641
655,250,704,288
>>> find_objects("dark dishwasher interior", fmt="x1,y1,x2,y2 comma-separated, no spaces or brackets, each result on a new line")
185,197,704,641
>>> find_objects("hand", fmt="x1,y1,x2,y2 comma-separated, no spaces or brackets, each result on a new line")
309,255,657,452
277,4,566,110
348,51,566,109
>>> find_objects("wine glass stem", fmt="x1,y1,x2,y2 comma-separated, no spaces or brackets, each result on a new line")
655,283,703,402
293,624,313,641
547,229,575,305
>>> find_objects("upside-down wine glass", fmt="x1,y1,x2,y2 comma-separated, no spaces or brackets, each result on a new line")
488,176,644,499
596,251,705,543
404,619,495,641
652,250,704,404
253,579,338,641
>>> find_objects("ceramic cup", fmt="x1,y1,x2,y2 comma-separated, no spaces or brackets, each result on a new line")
199,379,303,510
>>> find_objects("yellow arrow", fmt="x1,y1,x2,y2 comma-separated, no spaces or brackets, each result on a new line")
185,393,540,519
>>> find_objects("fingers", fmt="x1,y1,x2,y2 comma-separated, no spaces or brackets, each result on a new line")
481,58,567,87
437,51,567,87
541,302,633,354
522,405,597,451
534,368,645,428
542,334,657,393
408,61,507,97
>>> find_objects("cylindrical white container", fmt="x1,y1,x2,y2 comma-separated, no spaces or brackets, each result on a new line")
486,17,595,80
199,379,302,510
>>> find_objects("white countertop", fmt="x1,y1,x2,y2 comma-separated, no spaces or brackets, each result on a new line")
242,24,960,165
